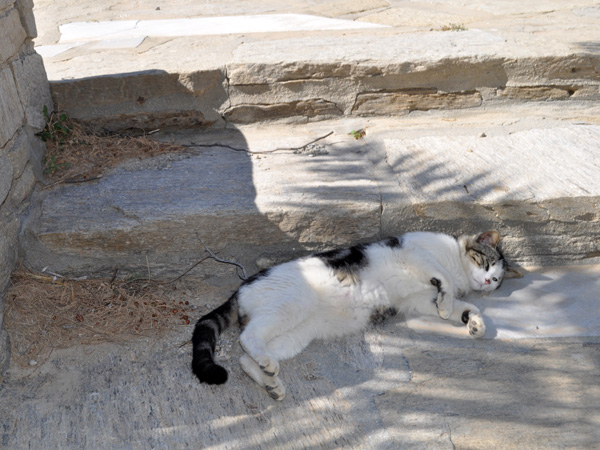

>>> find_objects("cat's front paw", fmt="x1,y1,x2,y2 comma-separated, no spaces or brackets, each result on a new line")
431,277,452,320
462,310,486,338
437,299,452,320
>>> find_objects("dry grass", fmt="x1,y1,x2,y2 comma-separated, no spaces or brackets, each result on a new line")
5,113,222,367
41,118,186,185
4,269,197,368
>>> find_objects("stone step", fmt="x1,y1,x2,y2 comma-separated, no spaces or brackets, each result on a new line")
20,105,600,280
34,0,600,131
46,25,600,131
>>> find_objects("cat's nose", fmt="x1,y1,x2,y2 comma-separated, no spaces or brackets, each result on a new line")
484,278,491,285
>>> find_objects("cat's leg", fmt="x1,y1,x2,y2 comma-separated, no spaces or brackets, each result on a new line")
409,290,486,339
239,353,286,401
239,324,287,400
428,274,454,320
239,322,280,378
407,255,456,320
447,299,486,338
239,318,317,400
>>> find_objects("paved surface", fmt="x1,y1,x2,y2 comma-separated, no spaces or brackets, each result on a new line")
2,1,600,449
32,0,600,129
1,265,600,449
20,107,600,280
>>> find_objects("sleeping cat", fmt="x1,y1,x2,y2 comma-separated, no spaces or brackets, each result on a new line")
191,230,521,400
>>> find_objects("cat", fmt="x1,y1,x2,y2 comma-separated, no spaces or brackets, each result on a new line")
191,230,521,400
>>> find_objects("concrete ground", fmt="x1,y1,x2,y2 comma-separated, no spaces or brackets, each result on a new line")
1,1,600,449
1,264,599,449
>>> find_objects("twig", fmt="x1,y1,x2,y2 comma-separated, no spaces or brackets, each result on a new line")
146,254,151,281
166,255,212,284
64,176,103,184
196,234,248,280
110,268,119,284
272,131,334,152
185,143,247,152
186,131,334,155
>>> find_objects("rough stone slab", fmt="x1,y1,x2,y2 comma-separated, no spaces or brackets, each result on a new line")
0,65,24,148
57,14,385,42
352,90,483,115
10,52,53,131
21,137,382,278
9,163,35,206
14,0,37,38
383,126,600,204
0,0,15,13
28,0,600,127
4,129,29,179
0,213,19,289
0,326,9,380
50,69,228,130
375,341,600,449
19,116,600,279
0,7,26,61
1,263,600,448
39,24,600,128
406,264,600,339
0,154,13,206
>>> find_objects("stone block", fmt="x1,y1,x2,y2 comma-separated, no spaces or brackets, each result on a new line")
9,163,35,206
224,99,343,124
0,154,13,206
0,65,24,148
0,0,15,13
0,213,19,289
0,7,26,61
15,0,37,38
49,69,227,129
4,129,29,179
0,326,9,380
500,86,575,101
352,89,482,115
11,53,53,131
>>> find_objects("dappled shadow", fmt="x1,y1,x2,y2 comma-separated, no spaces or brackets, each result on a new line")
575,41,600,54
4,287,598,449
15,111,600,448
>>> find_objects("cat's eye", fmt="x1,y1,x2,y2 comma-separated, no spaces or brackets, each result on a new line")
492,277,498,282
485,262,489,271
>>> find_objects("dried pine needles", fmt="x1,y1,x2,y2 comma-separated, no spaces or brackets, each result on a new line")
5,270,196,368
40,117,186,186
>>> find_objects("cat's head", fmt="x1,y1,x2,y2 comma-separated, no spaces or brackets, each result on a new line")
459,230,522,292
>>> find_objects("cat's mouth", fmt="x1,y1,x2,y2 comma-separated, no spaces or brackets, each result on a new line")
472,277,490,290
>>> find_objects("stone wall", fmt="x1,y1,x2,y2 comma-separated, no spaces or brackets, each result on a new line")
0,0,52,377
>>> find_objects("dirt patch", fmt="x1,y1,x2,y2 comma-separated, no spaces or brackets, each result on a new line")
4,269,204,368
39,113,188,186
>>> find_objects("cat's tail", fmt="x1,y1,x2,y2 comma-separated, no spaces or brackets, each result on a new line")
191,293,239,385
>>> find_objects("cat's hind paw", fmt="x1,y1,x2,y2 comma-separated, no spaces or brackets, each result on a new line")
257,355,280,377
265,377,286,401
462,310,486,338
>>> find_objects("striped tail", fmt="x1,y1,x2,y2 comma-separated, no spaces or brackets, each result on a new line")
191,293,238,385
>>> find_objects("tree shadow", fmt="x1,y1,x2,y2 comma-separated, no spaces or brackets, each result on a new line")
15,58,600,448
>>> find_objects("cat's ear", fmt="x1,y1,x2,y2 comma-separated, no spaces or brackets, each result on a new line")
476,230,501,248
503,265,523,279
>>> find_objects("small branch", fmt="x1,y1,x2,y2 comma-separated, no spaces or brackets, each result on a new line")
196,234,248,280
185,143,247,152
186,131,334,155
272,131,334,152
166,255,212,284
64,176,103,184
